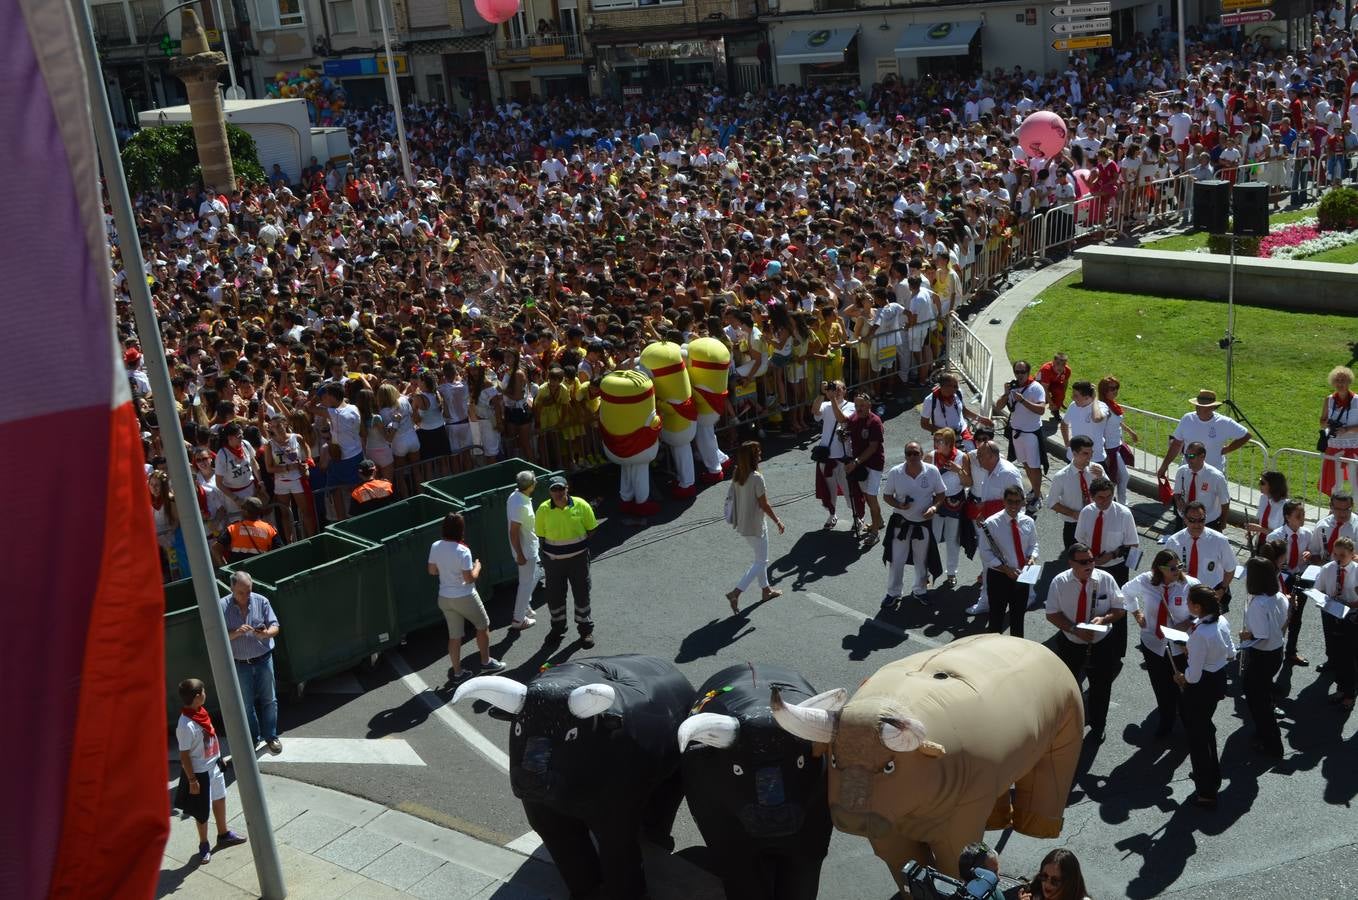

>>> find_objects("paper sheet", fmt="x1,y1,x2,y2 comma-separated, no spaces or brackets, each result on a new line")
1160,626,1191,643
1126,546,1143,570
1017,565,1041,585
1234,565,1246,580
1308,588,1351,618
1301,565,1323,582
1076,622,1111,635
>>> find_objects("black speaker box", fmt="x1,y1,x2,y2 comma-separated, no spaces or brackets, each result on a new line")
1193,179,1231,233
1232,181,1270,237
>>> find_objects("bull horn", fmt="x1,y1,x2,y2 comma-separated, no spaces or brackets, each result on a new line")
453,675,527,714
568,683,616,719
678,713,739,751
803,687,849,710
879,716,928,753
770,686,840,744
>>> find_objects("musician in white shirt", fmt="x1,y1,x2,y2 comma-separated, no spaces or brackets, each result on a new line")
1173,585,1237,808
1237,557,1290,759
1074,477,1139,585
1308,489,1357,562
1046,436,1106,550
1127,549,1198,739
1313,536,1358,709
1173,441,1231,529
1045,545,1127,741
1246,470,1289,551
978,486,1040,638
1267,499,1316,667
1167,501,1237,611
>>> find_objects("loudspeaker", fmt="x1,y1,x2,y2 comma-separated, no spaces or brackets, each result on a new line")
1232,181,1271,237
1193,180,1230,233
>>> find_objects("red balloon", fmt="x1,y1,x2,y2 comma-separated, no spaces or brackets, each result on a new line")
474,0,520,24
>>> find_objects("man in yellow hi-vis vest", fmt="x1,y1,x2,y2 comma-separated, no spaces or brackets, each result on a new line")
535,475,598,647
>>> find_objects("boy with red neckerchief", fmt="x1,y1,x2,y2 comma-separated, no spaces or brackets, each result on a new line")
175,678,247,864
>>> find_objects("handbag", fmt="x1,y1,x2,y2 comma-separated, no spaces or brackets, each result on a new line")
724,483,737,527
1318,428,1331,453
1157,474,1175,505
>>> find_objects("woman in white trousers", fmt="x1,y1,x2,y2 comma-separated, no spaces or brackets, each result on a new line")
725,440,785,614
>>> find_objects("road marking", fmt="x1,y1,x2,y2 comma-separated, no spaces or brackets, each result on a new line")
389,652,511,773
803,591,944,648
506,831,545,856
260,736,425,766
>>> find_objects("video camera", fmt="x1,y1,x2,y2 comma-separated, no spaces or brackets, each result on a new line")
900,861,1005,900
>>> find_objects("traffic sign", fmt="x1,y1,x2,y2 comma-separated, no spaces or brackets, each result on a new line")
1221,0,1271,8
1052,17,1112,34
1051,2,1111,15
1220,7,1275,21
1052,34,1113,50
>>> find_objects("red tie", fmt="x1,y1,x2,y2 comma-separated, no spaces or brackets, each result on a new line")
1078,469,1090,505
1278,573,1287,595
1076,579,1088,623
1288,533,1299,570
1091,510,1105,556
1187,475,1197,502
1156,586,1170,639
1010,517,1025,568
1261,500,1272,529
1327,526,1341,556
1188,536,1199,577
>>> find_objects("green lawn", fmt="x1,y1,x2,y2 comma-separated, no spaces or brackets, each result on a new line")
1142,206,1317,252
1305,241,1358,264
1007,273,1354,451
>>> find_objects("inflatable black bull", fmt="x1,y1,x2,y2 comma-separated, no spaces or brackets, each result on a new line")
454,655,695,900
678,665,835,900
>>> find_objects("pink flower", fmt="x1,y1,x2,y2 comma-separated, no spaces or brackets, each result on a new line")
1258,223,1321,258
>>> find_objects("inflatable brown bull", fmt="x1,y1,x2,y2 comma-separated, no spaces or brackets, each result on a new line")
771,634,1083,886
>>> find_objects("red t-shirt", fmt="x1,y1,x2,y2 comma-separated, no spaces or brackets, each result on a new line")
1038,362,1070,409
848,411,886,471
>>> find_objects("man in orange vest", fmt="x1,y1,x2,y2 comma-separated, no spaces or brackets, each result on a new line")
218,497,282,563
349,459,396,517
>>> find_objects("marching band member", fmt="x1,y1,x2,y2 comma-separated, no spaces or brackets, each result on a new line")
1127,549,1198,739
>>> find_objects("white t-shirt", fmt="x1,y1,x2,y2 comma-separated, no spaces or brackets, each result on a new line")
429,539,475,597
506,489,539,559
176,713,220,773
1064,400,1109,461
1007,379,1046,432
1171,412,1248,469
883,462,946,522
328,402,364,459
816,400,853,459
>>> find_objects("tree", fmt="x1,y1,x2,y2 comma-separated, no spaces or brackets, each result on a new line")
120,122,266,194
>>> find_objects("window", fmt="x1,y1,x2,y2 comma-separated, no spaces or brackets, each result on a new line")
329,0,357,32
93,3,131,45
592,0,681,8
130,0,168,41
425,73,446,103
256,0,305,29
367,0,388,30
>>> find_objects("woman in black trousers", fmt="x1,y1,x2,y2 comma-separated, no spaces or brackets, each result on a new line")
1237,558,1289,759
1174,585,1237,808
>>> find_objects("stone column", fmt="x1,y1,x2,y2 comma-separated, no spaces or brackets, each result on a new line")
168,9,234,192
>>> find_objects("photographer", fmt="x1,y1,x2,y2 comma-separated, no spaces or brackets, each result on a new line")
1318,365,1358,496
814,380,860,531
992,360,1046,514
899,842,1022,900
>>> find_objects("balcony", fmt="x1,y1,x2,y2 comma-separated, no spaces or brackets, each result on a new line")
814,0,858,9
491,32,585,67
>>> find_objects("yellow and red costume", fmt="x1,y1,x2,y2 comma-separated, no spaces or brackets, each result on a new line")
641,341,698,498
599,369,662,516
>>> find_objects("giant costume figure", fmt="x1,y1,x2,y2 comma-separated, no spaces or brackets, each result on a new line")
641,341,698,499
598,369,661,516
686,336,732,484
455,655,695,900
771,634,1083,887
679,665,834,900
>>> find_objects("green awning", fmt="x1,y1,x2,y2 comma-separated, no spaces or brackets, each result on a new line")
894,21,982,58
777,28,859,65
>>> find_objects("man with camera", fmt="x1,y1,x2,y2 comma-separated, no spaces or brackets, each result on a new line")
992,360,1046,515
814,380,858,530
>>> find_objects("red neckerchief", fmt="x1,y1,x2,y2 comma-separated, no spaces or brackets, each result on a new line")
226,441,246,460
181,705,215,739
934,449,954,469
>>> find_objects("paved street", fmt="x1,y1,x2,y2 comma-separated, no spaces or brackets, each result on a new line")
256,396,1358,899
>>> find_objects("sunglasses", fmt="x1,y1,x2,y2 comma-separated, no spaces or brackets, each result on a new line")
1036,874,1064,887
1186,517,1207,524
1071,556,1095,565
1184,453,1199,459
905,450,922,457
1163,563,1182,572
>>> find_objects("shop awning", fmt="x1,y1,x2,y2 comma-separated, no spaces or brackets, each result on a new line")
894,21,982,58
777,27,858,65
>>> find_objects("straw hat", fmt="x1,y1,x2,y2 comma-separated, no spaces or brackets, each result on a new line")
1189,389,1222,408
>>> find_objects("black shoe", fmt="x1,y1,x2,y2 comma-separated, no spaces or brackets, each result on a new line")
1188,793,1218,809
880,594,899,611
1153,723,1174,739
545,628,566,645
580,633,596,649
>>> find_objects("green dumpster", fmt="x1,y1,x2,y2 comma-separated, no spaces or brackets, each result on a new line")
222,532,397,690
421,458,559,589
163,577,227,731
327,494,467,638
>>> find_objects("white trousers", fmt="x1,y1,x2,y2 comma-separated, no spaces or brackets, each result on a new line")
671,441,695,488
930,515,961,576
886,526,930,597
514,554,540,622
696,421,727,474
619,463,649,503
736,531,770,592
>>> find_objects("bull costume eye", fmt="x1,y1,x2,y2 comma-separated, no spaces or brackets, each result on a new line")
564,727,579,742
513,722,522,736
796,755,805,770
732,764,744,776
882,760,896,775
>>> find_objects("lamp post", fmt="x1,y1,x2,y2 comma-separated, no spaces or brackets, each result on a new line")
375,0,415,186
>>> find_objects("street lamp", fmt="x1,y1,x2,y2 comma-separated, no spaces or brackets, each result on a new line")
374,0,415,186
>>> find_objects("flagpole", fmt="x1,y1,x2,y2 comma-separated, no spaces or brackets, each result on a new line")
71,2,287,897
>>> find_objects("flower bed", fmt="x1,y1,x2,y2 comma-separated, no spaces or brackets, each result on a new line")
1251,217,1358,261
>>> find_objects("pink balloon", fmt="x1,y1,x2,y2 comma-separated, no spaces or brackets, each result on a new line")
1017,110,1068,161
474,0,520,24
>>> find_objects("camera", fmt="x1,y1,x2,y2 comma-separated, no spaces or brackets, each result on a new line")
901,861,1004,900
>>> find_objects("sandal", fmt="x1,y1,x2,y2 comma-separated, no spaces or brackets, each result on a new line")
761,588,783,602
726,589,741,613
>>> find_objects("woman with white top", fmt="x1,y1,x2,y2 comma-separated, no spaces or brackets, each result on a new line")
428,512,505,684
264,414,310,542
412,371,453,466
1246,470,1289,552
377,383,420,470
1315,536,1358,710
1237,557,1290,758
929,427,968,587
1173,585,1237,808
439,361,473,470
724,441,785,614
356,388,393,478
1128,549,1198,739
470,366,504,462
1318,365,1358,496
1097,376,1138,504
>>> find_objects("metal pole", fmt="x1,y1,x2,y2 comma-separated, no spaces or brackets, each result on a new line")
1176,0,1186,81
1225,233,1237,404
210,0,241,97
72,3,288,897
376,0,415,186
